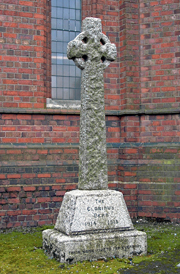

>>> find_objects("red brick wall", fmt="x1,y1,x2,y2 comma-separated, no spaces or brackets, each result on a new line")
118,142,180,223
0,114,121,229
119,0,141,111
1,112,180,227
0,114,80,144
0,0,51,108
1,1,180,111
0,0,180,229
140,0,180,110
0,186,63,229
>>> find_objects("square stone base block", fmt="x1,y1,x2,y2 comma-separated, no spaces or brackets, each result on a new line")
43,229,147,263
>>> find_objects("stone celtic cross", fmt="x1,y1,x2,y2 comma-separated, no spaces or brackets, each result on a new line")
67,17,117,190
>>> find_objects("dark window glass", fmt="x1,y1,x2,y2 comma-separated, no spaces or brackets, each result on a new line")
51,0,81,100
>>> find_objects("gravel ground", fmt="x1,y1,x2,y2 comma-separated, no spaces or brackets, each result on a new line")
119,219,180,274
120,248,180,274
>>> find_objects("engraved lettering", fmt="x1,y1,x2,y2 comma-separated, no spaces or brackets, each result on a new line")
87,205,114,212
95,199,104,203
94,213,109,218
85,221,97,227
108,219,118,225
68,244,142,256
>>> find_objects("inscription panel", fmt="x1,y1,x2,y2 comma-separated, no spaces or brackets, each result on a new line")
68,244,142,256
70,192,133,233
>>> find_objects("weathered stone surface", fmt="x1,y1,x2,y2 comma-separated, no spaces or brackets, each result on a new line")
43,229,147,263
55,190,134,235
67,17,117,190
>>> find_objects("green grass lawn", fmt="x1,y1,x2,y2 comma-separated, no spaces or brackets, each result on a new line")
0,222,180,274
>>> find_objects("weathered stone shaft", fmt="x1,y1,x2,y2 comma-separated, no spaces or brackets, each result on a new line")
79,62,108,189
67,17,117,190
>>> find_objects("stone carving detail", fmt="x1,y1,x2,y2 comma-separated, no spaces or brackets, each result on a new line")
67,17,117,190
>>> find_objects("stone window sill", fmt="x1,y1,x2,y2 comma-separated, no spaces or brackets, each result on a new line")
46,98,81,110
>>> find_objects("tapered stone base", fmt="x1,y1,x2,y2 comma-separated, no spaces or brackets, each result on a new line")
42,229,147,263
54,190,134,235
42,190,147,262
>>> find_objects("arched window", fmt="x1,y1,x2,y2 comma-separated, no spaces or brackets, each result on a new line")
51,0,81,100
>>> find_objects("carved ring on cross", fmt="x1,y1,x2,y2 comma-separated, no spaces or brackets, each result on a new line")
67,18,117,70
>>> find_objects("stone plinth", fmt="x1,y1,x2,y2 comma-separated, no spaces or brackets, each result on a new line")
43,229,147,263
42,190,147,262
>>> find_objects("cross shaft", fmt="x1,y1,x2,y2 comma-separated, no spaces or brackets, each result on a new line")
67,17,117,190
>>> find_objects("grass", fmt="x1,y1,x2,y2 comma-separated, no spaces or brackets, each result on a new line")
0,221,180,274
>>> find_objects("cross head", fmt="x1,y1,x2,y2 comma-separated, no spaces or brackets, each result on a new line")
67,17,117,70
